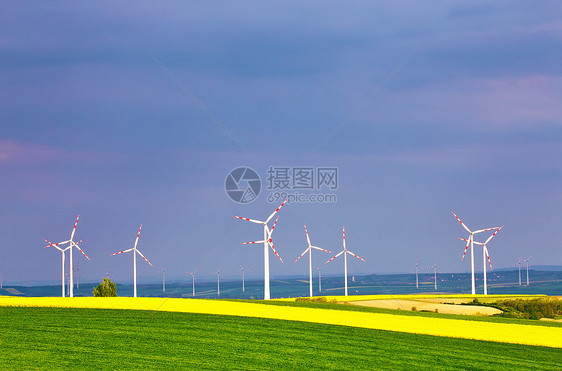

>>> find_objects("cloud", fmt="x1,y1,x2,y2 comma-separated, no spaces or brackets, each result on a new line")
0,140,125,165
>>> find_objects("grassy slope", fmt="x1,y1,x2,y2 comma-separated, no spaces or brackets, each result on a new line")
0,307,560,370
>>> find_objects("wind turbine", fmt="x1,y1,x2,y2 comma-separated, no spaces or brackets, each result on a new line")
460,226,503,295
44,240,72,297
412,258,422,289
325,227,365,296
294,224,332,297
240,265,249,293
44,215,89,297
513,258,523,286
452,212,499,295
233,199,288,300
211,266,223,296
427,258,440,291
159,267,167,293
314,265,323,293
522,255,532,286
186,271,197,296
111,224,153,298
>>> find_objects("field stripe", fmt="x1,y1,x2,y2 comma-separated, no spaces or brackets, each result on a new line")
0,296,560,348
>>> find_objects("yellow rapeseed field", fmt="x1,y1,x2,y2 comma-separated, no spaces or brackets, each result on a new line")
0,296,560,348
275,293,547,302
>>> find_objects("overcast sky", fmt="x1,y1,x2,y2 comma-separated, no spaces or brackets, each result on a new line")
1,1,561,285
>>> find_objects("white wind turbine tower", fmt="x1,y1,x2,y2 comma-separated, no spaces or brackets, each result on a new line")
240,265,249,293
211,266,223,296
427,258,440,291
412,258,422,289
44,240,72,297
522,255,532,286
111,224,153,297
44,215,90,297
325,227,365,296
314,265,323,293
294,224,332,297
186,271,197,296
452,212,500,295
233,199,288,300
460,226,502,295
159,267,167,293
513,257,523,286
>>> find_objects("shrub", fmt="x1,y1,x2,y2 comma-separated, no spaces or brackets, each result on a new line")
92,278,117,297
490,297,562,320
295,297,337,303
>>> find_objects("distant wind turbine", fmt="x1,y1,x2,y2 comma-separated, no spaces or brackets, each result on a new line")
427,258,440,291
211,266,223,296
44,214,89,297
240,265,249,293
461,226,502,295
294,224,331,297
522,255,532,286
314,265,323,293
452,212,500,295
325,227,365,296
111,224,153,297
513,258,523,286
159,267,167,293
186,271,197,296
412,258,422,289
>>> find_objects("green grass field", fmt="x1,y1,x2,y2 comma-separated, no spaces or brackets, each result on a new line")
0,306,560,370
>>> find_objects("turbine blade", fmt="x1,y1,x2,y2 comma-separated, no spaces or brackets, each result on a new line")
268,216,280,239
268,239,284,263
461,236,471,261
325,250,344,265
265,198,289,224
311,246,332,254
72,242,90,261
111,248,134,256
133,224,142,250
44,239,69,249
452,212,472,233
342,226,346,250
473,227,501,234
485,247,493,270
233,215,263,224
294,247,310,263
304,224,311,247
270,216,279,232
346,250,366,262
70,214,80,240
484,225,503,244
241,240,265,245
136,249,153,267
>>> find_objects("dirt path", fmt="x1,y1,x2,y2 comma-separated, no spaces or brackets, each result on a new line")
348,299,502,316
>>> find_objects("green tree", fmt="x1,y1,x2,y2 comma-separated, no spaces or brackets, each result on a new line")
92,278,117,297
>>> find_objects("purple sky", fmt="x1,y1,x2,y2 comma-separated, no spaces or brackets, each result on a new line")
1,1,561,285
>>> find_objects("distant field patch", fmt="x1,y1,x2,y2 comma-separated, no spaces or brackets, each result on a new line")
0,296,560,348
349,299,502,315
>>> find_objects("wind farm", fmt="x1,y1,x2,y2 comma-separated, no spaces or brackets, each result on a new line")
1,2,561,369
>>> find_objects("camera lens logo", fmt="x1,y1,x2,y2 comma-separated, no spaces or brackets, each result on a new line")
225,167,261,204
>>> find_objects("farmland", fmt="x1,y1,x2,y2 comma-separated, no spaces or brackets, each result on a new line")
1,306,561,370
